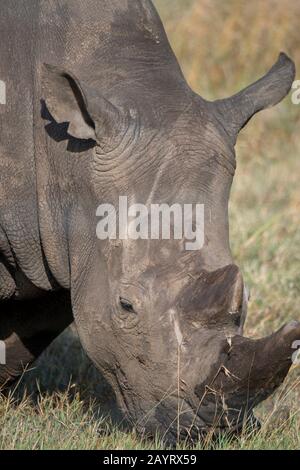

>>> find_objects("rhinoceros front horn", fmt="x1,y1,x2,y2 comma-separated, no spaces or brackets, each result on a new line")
213,52,295,143
197,321,300,429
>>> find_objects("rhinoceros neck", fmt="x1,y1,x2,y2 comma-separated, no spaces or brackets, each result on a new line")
0,1,58,292
0,0,191,293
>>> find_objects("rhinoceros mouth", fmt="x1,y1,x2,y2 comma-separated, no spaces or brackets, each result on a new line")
130,395,258,446
115,320,300,444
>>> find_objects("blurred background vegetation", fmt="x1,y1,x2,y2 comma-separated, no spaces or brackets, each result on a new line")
1,0,299,449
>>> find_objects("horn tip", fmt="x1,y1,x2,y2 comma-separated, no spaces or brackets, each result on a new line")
276,51,296,83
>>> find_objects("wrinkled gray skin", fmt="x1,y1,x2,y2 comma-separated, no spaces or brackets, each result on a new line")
0,0,299,443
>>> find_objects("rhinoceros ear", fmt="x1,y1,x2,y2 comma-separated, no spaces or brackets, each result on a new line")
42,63,123,142
213,53,295,143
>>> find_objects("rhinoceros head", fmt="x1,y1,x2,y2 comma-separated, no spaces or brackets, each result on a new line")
42,52,299,443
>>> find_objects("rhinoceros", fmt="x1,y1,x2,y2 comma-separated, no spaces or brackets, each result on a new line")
0,0,299,442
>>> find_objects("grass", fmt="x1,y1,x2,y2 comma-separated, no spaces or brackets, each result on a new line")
1,363,299,449
0,0,299,450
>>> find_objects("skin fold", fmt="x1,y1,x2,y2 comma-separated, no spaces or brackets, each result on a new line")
0,0,299,443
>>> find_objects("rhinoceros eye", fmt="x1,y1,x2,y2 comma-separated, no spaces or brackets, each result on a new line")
119,297,135,313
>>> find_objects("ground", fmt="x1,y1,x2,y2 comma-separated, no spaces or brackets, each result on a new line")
0,0,299,450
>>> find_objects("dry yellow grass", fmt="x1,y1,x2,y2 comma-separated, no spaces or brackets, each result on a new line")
157,0,300,94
